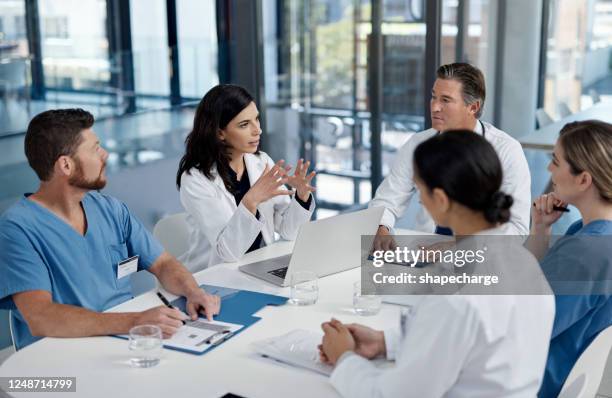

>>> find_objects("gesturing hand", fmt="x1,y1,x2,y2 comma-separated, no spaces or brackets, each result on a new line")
242,160,292,214
285,158,316,202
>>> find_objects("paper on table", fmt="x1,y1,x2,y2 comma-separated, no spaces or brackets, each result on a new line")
167,319,243,353
251,329,333,376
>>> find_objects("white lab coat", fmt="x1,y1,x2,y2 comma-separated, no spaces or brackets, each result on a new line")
330,227,555,398
370,121,531,235
178,152,315,271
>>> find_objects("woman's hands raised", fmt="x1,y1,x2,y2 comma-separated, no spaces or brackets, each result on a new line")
242,160,292,214
285,158,316,202
241,159,316,214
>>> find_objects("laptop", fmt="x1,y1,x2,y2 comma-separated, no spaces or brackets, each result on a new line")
239,207,384,286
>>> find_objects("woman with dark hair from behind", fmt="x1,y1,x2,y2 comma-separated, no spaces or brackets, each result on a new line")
525,120,612,397
176,84,315,271
319,131,554,398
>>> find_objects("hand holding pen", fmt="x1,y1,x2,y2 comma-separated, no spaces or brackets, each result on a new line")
131,293,188,338
531,192,568,230
157,291,190,325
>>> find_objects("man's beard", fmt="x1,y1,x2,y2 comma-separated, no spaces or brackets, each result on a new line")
69,158,107,190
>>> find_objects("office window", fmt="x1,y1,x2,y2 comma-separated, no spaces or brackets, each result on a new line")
264,0,430,214
441,0,459,66
43,16,69,39
39,0,110,91
464,0,491,72
130,0,170,96
176,0,219,99
542,0,612,118
440,0,492,70
0,0,28,58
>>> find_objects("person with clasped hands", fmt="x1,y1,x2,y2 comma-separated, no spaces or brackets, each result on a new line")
319,132,554,398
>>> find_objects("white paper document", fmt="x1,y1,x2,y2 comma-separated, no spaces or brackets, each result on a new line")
251,329,333,376
166,319,243,353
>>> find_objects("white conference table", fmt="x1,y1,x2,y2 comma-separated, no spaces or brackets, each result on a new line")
0,237,409,398
517,101,612,150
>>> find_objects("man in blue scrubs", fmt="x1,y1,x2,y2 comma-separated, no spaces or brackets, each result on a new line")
0,109,221,350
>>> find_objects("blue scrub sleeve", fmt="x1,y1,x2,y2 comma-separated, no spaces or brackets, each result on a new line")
0,221,52,310
540,235,604,338
117,201,164,271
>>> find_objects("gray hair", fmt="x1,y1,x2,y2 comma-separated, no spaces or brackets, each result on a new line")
436,63,486,118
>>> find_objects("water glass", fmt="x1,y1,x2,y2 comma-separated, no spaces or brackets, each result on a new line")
128,324,163,368
353,281,382,316
289,271,319,305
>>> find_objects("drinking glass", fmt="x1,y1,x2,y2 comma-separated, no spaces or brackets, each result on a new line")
289,271,319,305
128,324,163,368
353,281,382,316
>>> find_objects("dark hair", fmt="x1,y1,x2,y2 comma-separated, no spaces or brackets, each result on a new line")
413,131,513,224
24,108,94,181
558,120,612,202
436,63,486,118
176,84,256,191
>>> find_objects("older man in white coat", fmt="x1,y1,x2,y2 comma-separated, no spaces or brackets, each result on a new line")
371,63,530,247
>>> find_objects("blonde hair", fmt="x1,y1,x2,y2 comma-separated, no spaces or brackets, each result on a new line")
559,120,612,203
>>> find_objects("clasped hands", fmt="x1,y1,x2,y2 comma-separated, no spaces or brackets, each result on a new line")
318,318,386,366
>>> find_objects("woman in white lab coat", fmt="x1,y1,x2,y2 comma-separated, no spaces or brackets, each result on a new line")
319,131,555,398
176,84,315,271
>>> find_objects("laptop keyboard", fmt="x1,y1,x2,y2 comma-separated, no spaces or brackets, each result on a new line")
268,266,289,279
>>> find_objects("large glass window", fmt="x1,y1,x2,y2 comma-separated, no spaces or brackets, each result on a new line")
441,0,492,72
39,0,109,91
542,0,612,118
130,0,170,97
264,0,430,215
177,0,219,99
0,0,29,59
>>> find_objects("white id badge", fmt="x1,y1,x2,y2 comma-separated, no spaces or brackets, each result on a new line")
117,255,139,279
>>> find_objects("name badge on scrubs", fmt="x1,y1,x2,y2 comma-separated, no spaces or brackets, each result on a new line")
117,255,139,279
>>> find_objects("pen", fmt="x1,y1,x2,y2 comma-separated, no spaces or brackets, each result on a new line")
156,291,187,325
532,203,570,213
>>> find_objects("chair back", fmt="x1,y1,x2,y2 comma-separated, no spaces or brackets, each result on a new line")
558,325,612,398
536,108,554,128
153,213,190,258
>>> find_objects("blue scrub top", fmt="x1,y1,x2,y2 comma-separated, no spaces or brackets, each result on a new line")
538,219,612,398
0,192,164,349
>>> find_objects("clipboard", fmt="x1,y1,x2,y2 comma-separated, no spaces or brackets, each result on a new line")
113,284,288,356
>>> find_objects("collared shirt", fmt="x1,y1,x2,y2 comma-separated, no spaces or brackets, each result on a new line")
369,120,531,236
0,192,164,349
538,219,612,398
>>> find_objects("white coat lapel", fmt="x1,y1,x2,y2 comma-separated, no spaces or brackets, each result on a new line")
244,153,273,244
244,153,267,185
211,166,236,204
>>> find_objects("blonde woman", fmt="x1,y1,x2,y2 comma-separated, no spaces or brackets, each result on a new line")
526,120,612,397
